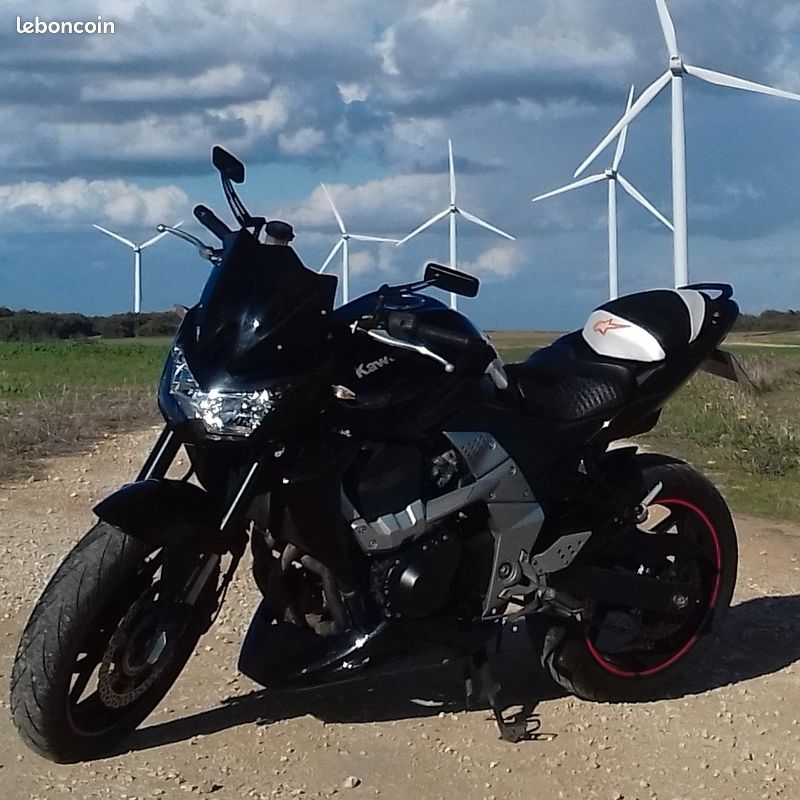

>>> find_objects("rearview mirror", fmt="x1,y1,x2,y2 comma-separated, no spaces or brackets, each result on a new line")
212,146,245,184
424,262,480,298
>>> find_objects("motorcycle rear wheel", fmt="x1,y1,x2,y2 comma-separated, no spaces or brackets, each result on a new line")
10,522,218,762
530,454,737,702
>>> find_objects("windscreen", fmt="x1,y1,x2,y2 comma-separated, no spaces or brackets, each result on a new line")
179,230,338,388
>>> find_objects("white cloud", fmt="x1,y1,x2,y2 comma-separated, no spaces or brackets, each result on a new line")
0,179,188,231
348,249,376,276
337,82,370,103
277,173,444,234
220,92,290,138
278,126,326,155
375,26,401,76
81,64,251,102
377,0,638,90
460,243,523,279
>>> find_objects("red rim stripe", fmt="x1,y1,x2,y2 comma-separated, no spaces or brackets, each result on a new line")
585,497,723,678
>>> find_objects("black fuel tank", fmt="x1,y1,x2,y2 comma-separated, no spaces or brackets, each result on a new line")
329,291,485,432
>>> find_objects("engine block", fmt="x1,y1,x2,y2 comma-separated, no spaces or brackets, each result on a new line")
370,527,462,619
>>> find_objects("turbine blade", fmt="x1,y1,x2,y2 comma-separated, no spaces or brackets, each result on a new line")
612,85,636,170
532,174,606,203
140,220,183,249
459,209,515,240
396,208,450,245
685,63,800,102
321,183,347,234
655,0,680,58
139,230,169,249
574,70,671,178
349,235,401,243
617,174,674,231
92,224,135,249
448,139,456,205
319,239,343,273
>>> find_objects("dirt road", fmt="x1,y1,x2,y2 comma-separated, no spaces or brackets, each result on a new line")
1,428,799,800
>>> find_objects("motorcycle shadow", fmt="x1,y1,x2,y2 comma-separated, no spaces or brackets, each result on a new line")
673,593,800,697
120,594,800,756
121,625,560,756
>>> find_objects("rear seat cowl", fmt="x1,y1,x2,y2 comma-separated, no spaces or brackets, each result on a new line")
581,289,707,363
582,310,666,363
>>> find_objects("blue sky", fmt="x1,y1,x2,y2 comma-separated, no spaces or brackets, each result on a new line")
2,0,800,330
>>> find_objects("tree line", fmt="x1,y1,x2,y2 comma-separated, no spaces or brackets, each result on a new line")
0,308,181,340
0,305,798,341
733,309,800,332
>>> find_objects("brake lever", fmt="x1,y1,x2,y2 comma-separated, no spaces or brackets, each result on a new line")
365,328,455,373
157,224,222,263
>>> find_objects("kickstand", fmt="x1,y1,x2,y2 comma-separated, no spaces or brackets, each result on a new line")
463,637,541,744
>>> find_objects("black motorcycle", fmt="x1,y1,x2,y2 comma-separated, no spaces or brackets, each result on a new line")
11,147,742,762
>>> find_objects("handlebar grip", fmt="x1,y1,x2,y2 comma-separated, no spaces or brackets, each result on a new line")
194,204,231,241
416,323,474,351
385,312,477,351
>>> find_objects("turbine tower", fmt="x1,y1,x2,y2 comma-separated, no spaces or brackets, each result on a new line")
574,0,800,288
93,222,183,313
397,139,515,310
318,183,399,305
532,86,673,300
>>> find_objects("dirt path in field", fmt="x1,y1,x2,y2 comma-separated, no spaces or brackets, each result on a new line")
1,428,799,800
727,342,800,349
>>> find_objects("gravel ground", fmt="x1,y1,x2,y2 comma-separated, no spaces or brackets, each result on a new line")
1,427,799,800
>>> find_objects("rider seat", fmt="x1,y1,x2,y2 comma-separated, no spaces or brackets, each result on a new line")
507,289,709,422
506,336,636,422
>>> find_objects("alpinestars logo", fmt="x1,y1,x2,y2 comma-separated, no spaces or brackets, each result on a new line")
592,317,630,336
355,355,394,379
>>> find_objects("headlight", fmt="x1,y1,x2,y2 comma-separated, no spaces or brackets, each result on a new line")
168,346,280,437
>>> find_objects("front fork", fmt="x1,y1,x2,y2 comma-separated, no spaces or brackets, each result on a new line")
136,426,181,481
136,426,265,610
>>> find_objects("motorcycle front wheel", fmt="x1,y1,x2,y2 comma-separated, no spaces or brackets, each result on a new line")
10,522,219,762
530,453,738,702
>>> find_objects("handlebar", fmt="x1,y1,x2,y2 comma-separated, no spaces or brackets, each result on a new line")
194,204,232,241
417,323,474,352
356,310,496,374
365,328,455,373
156,224,221,263
386,311,476,352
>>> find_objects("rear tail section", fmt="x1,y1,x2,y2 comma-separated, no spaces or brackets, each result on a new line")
505,284,739,442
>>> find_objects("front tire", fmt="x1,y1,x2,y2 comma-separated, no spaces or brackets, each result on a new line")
10,523,217,762
533,454,737,702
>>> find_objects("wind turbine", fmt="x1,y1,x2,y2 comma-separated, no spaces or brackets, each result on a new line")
532,86,673,300
93,221,183,313
318,183,399,305
397,139,515,310
574,0,800,288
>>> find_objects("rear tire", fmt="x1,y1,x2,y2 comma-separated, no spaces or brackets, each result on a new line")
10,523,217,762
531,454,737,702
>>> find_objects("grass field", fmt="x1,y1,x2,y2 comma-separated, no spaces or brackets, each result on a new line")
494,331,800,521
0,340,169,400
0,339,169,480
488,330,559,362
2,332,800,523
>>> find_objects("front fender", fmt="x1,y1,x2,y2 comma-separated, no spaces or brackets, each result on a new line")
93,479,220,546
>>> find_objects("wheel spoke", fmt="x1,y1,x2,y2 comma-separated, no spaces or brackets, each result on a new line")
69,655,100,705
69,611,119,702
648,509,680,534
